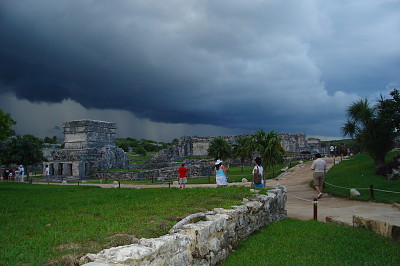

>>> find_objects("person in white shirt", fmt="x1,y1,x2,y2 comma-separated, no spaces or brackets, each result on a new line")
45,165,50,177
330,145,335,157
311,153,326,199
18,165,24,182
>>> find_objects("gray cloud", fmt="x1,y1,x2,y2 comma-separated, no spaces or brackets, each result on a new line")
0,0,398,140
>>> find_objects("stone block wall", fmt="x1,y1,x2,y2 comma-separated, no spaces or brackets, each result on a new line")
64,120,117,149
96,163,215,181
80,185,287,265
45,120,129,178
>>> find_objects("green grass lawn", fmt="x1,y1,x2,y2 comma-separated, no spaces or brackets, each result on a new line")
2,174,399,265
2,154,399,264
128,152,156,163
0,183,253,265
223,218,400,265
325,151,400,203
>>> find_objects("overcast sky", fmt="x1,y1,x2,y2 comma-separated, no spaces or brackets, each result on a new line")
0,0,399,142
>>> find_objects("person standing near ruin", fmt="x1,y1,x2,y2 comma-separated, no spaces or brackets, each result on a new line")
251,157,264,188
45,165,50,177
18,165,24,182
214,159,229,187
177,163,188,188
11,167,16,181
4,167,10,181
311,153,326,199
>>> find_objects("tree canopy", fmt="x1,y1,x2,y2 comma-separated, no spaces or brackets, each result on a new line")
207,138,232,161
251,130,285,171
342,93,397,167
232,136,253,172
0,109,16,140
0,134,46,177
377,88,400,133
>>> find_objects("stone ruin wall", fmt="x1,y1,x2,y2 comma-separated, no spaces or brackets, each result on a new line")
98,159,216,181
45,120,129,179
80,185,287,266
153,132,313,163
64,120,117,149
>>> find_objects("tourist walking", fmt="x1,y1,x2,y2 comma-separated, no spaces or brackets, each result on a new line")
251,157,264,188
177,163,188,188
311,153,326,199
330,145,335,157
214,159,229,187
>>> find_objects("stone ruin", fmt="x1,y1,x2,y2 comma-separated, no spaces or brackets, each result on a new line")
80,186,287,265
123,132,322,181
44,120,129,179
152,132,318,163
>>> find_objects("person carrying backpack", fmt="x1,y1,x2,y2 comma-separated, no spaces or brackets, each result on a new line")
252,157,264,188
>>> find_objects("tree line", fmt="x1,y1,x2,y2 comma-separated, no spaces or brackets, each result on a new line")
207,130,285,176
115,138,171,155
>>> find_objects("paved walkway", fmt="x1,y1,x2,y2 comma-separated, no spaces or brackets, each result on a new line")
265,158,400,226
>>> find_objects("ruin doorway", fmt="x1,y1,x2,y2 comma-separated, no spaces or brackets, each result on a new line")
58,163,63,176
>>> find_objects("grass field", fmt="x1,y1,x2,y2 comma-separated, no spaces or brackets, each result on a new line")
223,218,400,265
0,184,253,265
325,151,400,203
2,153,400,265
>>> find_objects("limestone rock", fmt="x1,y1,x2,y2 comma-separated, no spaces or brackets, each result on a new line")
350,189,360,197
353,215,400,242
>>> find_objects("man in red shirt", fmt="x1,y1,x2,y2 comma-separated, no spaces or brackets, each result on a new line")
177,163,188,188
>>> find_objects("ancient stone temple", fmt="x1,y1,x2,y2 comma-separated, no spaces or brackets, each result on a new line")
44,120,129,179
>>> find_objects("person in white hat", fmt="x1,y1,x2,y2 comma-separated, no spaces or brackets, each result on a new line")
213,159,229,187
18,165,24,182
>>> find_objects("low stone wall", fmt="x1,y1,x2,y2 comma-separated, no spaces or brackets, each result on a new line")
96,164,215,181
80,185,287,265
353,215,400,242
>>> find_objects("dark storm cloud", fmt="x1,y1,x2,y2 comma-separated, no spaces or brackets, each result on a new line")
0,0,399,135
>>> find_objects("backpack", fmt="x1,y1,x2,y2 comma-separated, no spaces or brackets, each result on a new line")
253,166,262,184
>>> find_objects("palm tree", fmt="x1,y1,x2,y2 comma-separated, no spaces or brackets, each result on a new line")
251,130,285,182
342,99,396,167
207,138,232,161
232,136,253,172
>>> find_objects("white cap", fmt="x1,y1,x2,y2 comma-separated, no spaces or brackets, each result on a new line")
215,159,223,165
